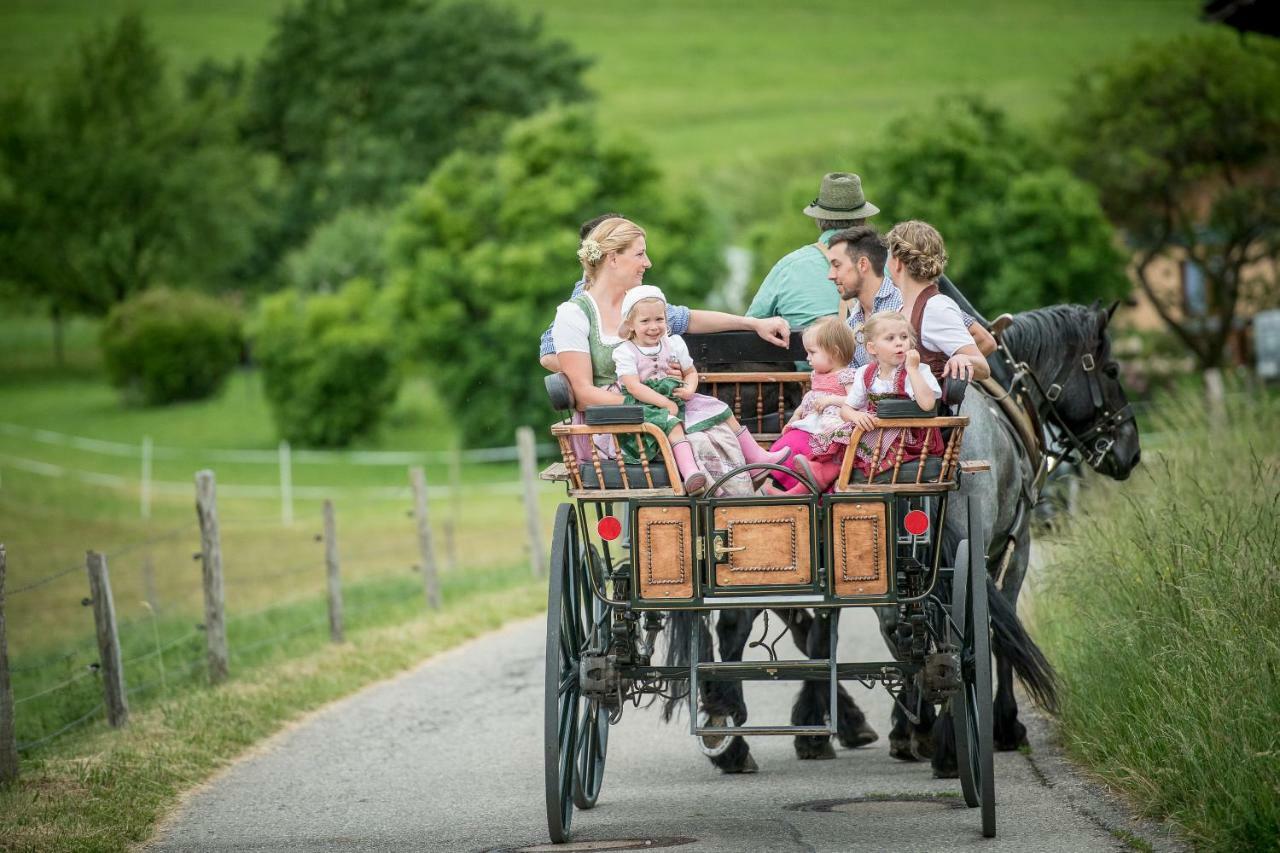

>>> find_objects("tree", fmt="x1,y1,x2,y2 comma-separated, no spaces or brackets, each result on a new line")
747,97,1129,317
0,15,266,340
282,206,393,293
243,0,590,250
385,106,725,446
253,279,402,447
1059,30,1280,370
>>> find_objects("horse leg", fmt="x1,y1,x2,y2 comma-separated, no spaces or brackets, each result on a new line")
776,608,877,754
791,610,835,759
702,609,758,773
993,654,1027,750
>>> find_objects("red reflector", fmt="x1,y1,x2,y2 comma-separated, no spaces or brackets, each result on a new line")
597,516,622,541
904,510,930,536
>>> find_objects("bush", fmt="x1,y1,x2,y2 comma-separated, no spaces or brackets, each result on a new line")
1035,388,1280,850
252,280,400,447
100,288,242,404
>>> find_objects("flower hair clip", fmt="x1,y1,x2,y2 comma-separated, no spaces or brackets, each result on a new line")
577,238,603,265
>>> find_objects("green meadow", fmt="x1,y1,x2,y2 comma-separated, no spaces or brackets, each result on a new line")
0,0,1202,190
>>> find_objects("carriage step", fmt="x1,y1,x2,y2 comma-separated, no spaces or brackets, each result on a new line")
694,724,836,737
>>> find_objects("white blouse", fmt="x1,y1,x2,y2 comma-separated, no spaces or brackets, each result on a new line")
917,294,973,357
613,335,693,377
551,292,621,353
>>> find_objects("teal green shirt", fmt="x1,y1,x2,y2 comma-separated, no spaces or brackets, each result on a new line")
745,229,841,328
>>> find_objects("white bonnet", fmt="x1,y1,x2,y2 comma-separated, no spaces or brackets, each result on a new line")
620,284,668,322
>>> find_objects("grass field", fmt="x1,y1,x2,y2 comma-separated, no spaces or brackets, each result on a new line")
1034,388,1280,851
0,308,564,755
0,0,1203,195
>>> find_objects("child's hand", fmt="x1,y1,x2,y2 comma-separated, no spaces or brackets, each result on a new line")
842,407,876,431
672,385,694,400
818,394,844,410
905,349,921,371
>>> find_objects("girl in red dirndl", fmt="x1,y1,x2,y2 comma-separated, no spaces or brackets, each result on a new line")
841,311,944,479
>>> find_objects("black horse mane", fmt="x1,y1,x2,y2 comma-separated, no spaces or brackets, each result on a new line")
1000,304,1103,375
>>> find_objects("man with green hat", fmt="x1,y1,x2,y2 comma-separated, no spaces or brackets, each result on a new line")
746,172,878,329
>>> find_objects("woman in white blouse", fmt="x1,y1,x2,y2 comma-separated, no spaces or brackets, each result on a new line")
551,217,757,493
884,220,991,384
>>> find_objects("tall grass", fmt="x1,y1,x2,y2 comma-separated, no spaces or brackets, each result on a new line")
1036,389,1280,851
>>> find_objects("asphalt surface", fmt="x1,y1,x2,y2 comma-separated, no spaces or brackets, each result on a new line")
149,608,1178,853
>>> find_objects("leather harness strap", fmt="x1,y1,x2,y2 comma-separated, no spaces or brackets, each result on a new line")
976,376,1043,477
907,283,950,381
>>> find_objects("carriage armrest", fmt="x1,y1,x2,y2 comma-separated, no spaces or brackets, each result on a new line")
959,460,991,474
942,377,969,408
876,399,936,419
545,372,575,411
585,405,644,425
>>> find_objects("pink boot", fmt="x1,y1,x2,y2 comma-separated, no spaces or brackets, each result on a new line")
736,427,792,482
672,439,709,495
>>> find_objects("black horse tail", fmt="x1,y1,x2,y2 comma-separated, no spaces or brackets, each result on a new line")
987,576,1059,713
661,611,710,722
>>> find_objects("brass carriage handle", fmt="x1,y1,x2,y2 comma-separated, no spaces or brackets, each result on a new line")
712,539,747,560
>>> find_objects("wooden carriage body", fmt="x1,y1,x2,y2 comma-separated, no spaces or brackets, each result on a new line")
541,331,975,612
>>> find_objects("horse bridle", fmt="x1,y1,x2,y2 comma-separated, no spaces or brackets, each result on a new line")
1000,344,1135,470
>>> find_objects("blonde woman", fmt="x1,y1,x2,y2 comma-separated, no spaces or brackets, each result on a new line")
551,217,773,493
884,220,990,384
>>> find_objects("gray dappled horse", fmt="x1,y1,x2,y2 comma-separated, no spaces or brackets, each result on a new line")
668,302,1141,776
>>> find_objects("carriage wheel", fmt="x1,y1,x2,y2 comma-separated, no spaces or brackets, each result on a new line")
573,545,609,810
952,498,996,838
545,503,589,842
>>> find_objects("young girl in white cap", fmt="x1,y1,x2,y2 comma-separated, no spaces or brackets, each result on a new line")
614,285,790,494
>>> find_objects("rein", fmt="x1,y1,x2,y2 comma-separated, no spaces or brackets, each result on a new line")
994,341,1134,471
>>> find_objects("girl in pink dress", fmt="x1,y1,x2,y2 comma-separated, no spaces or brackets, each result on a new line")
764,317,859,495
614,285,789,494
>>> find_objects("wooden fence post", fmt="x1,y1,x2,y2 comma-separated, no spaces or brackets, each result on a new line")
195,471,229,684
517,427,546,577
140,435,153,520
85,551,129,727
278,440,294,527
322,500,344,643
444,448,461,572
0,545,19,783
409,466,441,610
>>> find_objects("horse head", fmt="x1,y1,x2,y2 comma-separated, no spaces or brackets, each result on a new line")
999,301,1141,481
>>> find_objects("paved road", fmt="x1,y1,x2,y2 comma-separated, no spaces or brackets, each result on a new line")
149,609,1173,853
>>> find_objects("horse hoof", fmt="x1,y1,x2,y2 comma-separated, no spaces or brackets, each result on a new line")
994,720,1028,752
698,712,736,758
889,735,919,762
795,737,836,760
839,722,879,749
931,765,960,780
721,753,758,774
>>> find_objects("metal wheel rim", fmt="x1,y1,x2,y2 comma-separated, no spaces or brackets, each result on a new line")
573,699,609,808
573,542,610,810
952,523,996,838
545,504,585,842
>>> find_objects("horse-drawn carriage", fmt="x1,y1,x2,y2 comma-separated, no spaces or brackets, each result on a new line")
539,330,1001,842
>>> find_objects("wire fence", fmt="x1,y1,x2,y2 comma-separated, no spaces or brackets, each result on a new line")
0,426,557,776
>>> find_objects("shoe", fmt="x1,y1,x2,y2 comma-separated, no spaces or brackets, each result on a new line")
750,446,792,485
682,471,709,496
793,456,818,492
